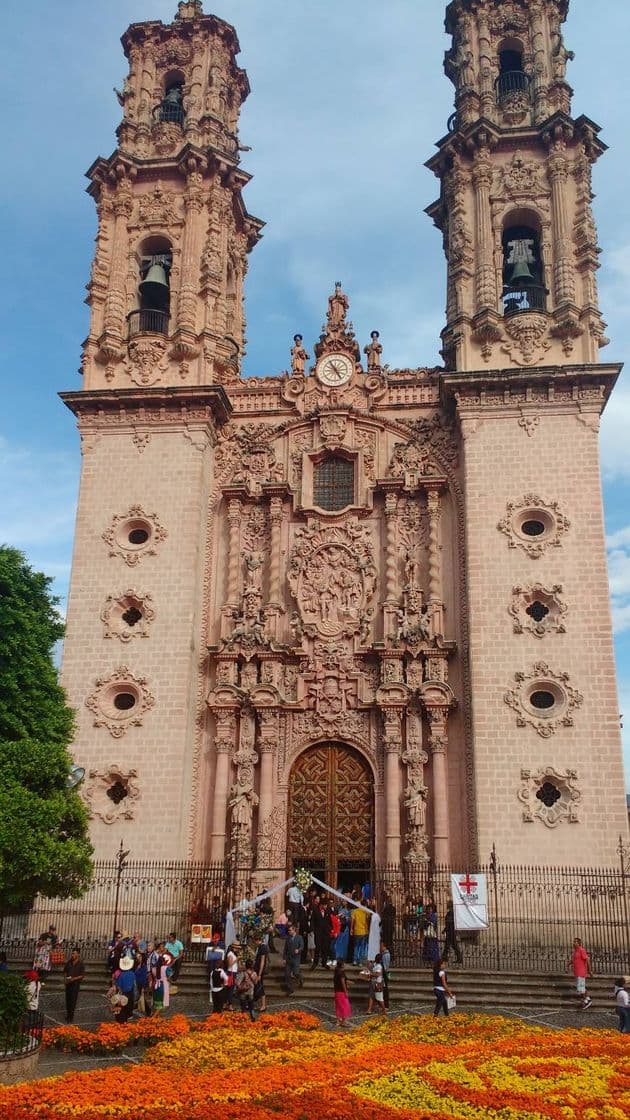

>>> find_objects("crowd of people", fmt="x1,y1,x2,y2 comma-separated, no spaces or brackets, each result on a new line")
4,900,624,1032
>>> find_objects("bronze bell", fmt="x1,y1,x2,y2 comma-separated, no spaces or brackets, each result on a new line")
139,262,169,310
507,255,536,286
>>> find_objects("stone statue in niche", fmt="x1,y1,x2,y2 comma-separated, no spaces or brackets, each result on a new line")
291,334,309,376
223,588,269,652
240,660,258,691
404,778,427,829
364,330,382,370
244,551,264,589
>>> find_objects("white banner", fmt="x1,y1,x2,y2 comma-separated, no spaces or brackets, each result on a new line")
451,872,489,930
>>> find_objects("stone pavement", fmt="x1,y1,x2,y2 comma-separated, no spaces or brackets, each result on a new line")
30,985,621,1083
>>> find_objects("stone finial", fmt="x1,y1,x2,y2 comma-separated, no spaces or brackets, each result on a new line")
175,1,203,20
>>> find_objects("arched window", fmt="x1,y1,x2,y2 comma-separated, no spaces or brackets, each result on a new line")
496,39,530,102
128,236,172,337
313,456,355,511
158,72,186,125
502,217,547,316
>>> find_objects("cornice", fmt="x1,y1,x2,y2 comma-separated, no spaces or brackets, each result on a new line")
441,362,621,415
60,384,232,428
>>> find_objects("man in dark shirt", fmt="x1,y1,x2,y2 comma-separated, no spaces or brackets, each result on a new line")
283,923,304,994
63,948,85,1023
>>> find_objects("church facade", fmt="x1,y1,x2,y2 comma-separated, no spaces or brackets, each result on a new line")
60,0,628,882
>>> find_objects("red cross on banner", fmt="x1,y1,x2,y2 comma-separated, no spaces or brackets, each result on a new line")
458,873,478,895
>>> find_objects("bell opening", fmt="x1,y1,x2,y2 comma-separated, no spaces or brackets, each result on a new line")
502,221,547,316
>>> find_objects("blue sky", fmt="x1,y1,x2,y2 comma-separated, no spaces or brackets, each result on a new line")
1,1,629,786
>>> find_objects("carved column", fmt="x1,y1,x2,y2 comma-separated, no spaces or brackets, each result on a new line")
472,150,496,313
382,486,401,640
102,181,133,351
529,2,549,122
226,498,242,607
209,710,237,860
175,169,205,348
477,9,494,121
548,141,576,305
381,709,403,865
256,709,278,869
229,707,259,868
426,487,444,638
401,712,429,865
427,708,450,866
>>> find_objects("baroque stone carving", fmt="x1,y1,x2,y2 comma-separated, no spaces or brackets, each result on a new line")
229,710,259,864
501,314,551,367
85,666,155,738
509,583,567,638
498,495,570,559
84,764,140,824
402,721,430,864
150,120,184,155
288,519,377,639
222,590,270,654
125,338,169,386
397,413,459,469
500,152,544,199
101,589,156,641
137,183,179,227
504,662,583,738
319,413,347,447
389,441,436,483
102,506,168,566
215,422,285,494
293,708,369,747
518,766,581,827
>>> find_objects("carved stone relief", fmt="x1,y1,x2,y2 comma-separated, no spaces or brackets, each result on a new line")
497,496,570,559
84,764,141,824
124,338,170,387
228,709,259,864
102,506,168,566
518,766,581,827
509,584,567,638
288,519,377,639
501,314,551,367
85,666,155,738
101,589,156,641
401,718,429,864
504,662,583,738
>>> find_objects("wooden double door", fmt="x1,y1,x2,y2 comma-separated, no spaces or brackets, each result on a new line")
287,743,373,891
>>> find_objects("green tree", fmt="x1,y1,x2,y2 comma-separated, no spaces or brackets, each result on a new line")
0,547,93,911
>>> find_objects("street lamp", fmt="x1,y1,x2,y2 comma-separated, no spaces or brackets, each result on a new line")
112,840,130,943
66,765,86,789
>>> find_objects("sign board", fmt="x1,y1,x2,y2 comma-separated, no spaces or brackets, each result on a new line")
191,923,213,943
451,872,489,931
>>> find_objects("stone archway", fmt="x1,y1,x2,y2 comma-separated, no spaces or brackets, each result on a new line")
287,742,374,890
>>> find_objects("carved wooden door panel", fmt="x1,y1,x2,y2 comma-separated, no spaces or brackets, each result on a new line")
288,743,373,881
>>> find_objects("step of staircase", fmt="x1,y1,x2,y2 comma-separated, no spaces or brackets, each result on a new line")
11,959,617,1011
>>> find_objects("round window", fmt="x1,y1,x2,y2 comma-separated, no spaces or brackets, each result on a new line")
530,690,556,710
522,520,545,537
113,692,137,711
514,508,555,543
128,528,149,546
115,517,153,551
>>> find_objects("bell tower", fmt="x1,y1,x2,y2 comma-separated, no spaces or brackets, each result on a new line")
431,1,628,864
428,0,607,371
82,0,263,388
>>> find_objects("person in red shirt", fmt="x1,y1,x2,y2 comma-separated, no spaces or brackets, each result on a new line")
571,937,592,1009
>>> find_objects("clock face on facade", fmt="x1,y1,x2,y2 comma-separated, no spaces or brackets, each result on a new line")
316,353,354,387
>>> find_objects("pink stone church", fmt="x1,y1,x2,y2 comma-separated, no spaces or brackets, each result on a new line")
60,0,628,882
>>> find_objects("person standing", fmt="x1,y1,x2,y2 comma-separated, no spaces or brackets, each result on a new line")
114,955,136,1022
283,923,304,994
236,959,258,1021
571,937,592,1009
380,941,391,1009
165,931,184,984
367,954,387,1015
210,961,228,1013
442,902,463,965
225,944,239,1010
23,970,41,1027
333,961,352,1027
253,935,268,1013
614,978,630,1033
63,948,85,1023
433,956,454,1017
351,905,370,966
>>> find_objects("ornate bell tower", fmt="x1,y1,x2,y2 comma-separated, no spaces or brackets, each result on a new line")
428,0,607,371
82,0,263,388
431,0,628,863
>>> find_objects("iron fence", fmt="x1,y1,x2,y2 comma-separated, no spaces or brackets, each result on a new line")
0,1012,44,1060
1,857,628,975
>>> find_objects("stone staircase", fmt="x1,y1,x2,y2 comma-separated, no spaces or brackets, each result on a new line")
13,958,618,1011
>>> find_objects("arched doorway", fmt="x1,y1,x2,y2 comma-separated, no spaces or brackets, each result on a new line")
287,743,374,891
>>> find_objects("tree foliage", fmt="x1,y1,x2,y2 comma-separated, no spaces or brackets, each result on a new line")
0,547,93,911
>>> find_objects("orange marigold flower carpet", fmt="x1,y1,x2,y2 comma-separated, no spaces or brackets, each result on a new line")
0,1012,628,1120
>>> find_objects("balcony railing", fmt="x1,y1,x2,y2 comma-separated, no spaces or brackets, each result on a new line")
503,284,548,317
496,70,531,102
127,309,169,337
157,101,185,125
